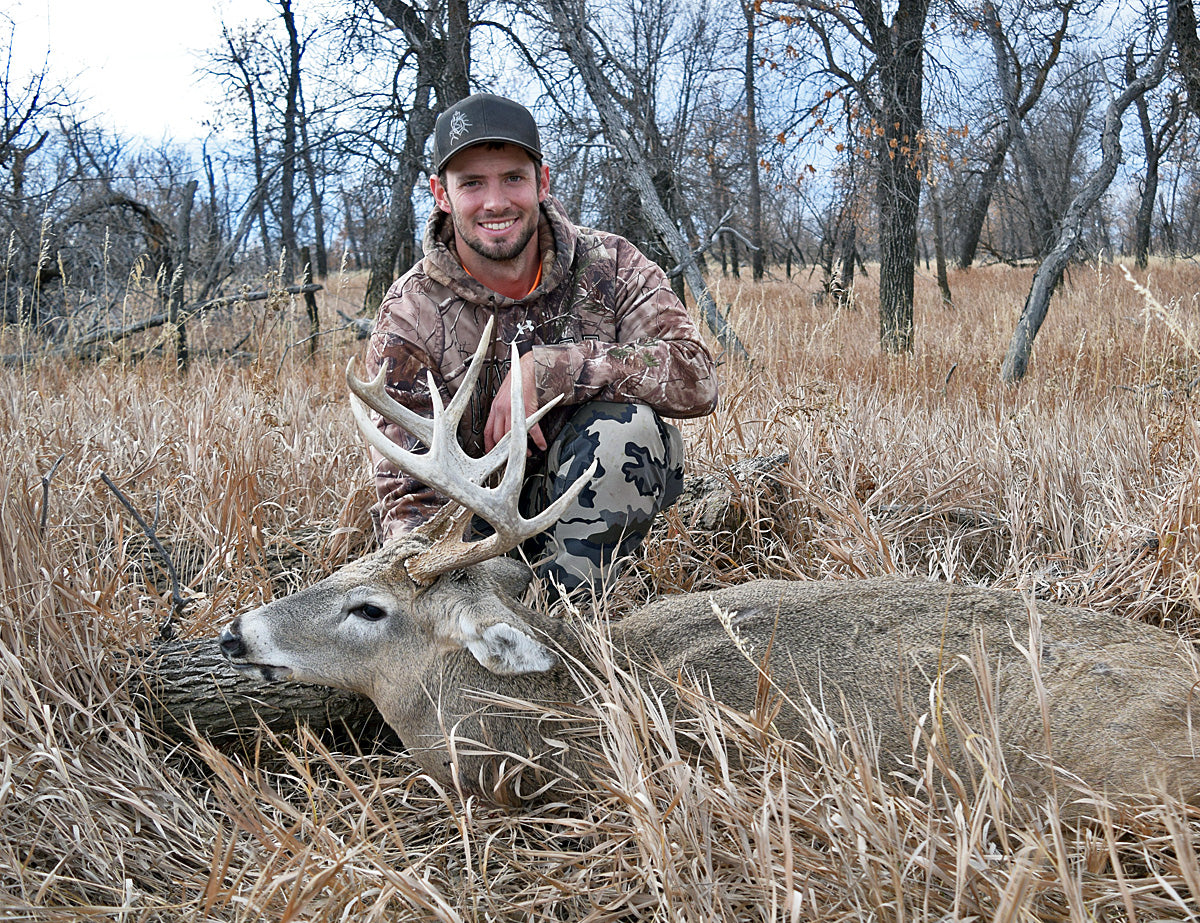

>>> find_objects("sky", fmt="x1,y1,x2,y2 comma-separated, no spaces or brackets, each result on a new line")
7,0,238,142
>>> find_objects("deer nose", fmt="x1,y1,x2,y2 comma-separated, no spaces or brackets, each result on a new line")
219,627,246,659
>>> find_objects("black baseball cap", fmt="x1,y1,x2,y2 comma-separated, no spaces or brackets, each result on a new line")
431,94,543,172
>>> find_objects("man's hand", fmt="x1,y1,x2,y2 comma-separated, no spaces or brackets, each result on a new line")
485,350,546,453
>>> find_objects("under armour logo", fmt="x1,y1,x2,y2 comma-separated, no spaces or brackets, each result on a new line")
449,111,471,143
516,319,535,337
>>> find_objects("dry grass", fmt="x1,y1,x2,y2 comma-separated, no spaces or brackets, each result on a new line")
2,258,1199,920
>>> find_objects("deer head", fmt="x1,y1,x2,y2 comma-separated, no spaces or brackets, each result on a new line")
219,319,596,719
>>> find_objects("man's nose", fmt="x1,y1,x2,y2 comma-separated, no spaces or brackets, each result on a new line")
481,180,509,211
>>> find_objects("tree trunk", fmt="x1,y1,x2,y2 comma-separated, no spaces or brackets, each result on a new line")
1132,103,1161,270
126,640,381,744
955,135,1009,268
203,151,222,268
446,0,471,100
301,246,320,360
298,95,329,278
363,96,434,315
931,190,953,308
1001,36,1172,384
874,0,929,354
363,0,455,316
742,0,765,281
341,187,364,269
228,36,273,266
834,218,856,309
169,180,198,370
1128,46,1181,269
1171,0,1200,117
278,0,303,281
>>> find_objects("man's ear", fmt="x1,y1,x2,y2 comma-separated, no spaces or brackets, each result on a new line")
430,174,452,214
449,602,558,675
537,163,550,202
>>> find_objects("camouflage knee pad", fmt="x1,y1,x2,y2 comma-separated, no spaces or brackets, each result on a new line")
522,401,684,594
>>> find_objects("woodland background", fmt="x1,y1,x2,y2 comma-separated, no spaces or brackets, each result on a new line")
3,0,1200,374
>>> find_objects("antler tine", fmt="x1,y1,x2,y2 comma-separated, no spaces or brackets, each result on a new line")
347,325,596,582
403,454,597,583
347,317,561,483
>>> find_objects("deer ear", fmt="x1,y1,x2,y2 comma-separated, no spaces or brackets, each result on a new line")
453,608,558,675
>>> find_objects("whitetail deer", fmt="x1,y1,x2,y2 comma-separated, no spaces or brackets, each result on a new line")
220,321,1200,809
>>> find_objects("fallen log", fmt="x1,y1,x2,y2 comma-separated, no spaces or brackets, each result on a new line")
126,640,382,746
79,283,326,349
1,283,324,366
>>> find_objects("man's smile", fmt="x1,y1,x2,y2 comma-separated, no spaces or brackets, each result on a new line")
480,218,518,232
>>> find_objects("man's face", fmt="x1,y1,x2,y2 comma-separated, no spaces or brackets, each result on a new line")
431,143,549,264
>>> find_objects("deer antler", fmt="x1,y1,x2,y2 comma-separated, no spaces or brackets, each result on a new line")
347,318,596,582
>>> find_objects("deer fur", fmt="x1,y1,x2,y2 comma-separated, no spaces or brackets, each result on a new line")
221,532,1200,809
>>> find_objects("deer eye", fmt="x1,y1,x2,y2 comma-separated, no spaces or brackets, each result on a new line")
350,603,388,622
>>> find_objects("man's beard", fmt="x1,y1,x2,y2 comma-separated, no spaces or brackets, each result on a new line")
452,208,538,263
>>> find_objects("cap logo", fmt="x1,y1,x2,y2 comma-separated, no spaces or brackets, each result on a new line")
448,111,471,144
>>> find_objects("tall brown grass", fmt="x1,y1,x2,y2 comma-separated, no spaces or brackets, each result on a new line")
1,259,1198,920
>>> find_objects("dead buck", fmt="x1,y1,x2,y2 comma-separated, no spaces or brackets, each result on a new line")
220,321,1200,809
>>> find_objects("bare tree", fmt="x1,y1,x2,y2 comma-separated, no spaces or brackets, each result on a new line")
983,0,1057,256
278,0,305,281
1128,45,1184,266
361,0,471,314
1001,30,1174,383
206,3,342,285
780,0,930,353
209,25,275,267
532,0,718,289
0,21,68,325
536,0,747,358
948,0,1076,268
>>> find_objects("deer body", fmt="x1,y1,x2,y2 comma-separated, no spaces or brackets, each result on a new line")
223,535,1200,807
628,577,1200,804
220,322,1200,808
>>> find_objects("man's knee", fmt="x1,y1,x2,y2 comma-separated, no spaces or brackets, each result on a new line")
530,401,684,593
547,401,683,515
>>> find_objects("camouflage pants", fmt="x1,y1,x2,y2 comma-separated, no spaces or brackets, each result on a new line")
520,401,684,594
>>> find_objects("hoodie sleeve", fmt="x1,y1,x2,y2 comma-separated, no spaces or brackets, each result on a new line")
532,236,719,419
363,306,452,543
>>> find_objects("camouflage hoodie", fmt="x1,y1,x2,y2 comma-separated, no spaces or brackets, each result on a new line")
365,194,719,540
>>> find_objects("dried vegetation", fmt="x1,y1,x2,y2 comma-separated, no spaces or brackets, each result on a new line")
2,260,1200,920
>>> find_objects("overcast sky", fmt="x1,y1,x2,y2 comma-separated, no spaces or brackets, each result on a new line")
8,0,239,142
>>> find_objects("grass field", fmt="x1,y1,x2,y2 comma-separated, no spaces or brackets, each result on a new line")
2,259,1199,920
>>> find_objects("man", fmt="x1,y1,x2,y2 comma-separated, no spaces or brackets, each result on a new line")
365,93,718,595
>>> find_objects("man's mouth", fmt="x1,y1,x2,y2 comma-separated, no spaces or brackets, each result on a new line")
480,218,517,232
